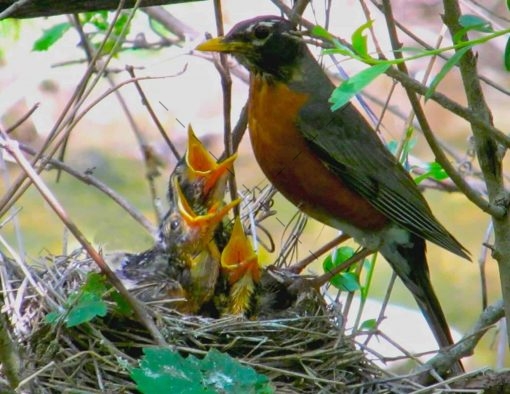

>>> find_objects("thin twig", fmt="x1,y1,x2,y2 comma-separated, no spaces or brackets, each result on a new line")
478,222,493,310
4,103,39,135
213,0,238,215
0,0,31,20
126,65,180,160
18,142,156,235
290,0,310,24
0,74,171,221
289,234,349,274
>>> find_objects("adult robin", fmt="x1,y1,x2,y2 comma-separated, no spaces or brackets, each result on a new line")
196,15,469,369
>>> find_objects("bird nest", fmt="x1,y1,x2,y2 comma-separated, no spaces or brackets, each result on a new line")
0,248,426,393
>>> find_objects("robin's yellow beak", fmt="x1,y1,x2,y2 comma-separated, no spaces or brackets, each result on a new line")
196,37,248,53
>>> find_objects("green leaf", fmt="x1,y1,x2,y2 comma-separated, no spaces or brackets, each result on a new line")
398,46,426,54
32,22,71,51
112,13,130,36
351,20,373,58
44,272,110,327
425,46,471,100
414,161,449,184
329,63,390,111
82,272,108,295
323,45,356,58
0,19,21,40
453,15,493,44
131,348,273,394
458,14,493,33
505,37,510,71
201,349,273,394
311,25,333,41
335,272,360,291
327,246,355,266
82,10,110,31
132,348,207,394
66,292,107,327
323,247,361,291
111,291,132,316
508,0,510,11
44,311,61,324
359,318,377,331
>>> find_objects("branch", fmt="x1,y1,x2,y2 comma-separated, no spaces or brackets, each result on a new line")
0,0,204,20
442,0,510,345
142,6,200,40
417,299,504,380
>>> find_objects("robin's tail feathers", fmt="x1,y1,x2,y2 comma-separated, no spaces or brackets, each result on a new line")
380,230,464,374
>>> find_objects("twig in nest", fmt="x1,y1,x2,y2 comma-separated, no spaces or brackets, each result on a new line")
286,248,373,295
289,233,350,274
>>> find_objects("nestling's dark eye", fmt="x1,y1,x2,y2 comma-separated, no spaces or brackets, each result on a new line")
253,24,271,40
170,219,180,231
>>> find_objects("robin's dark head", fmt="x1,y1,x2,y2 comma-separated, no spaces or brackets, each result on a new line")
196,16,304,81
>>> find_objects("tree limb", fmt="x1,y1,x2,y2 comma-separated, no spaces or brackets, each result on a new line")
442,0,510,346
0,0,204,20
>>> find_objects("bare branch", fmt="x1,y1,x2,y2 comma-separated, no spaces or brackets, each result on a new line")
0,0,204,20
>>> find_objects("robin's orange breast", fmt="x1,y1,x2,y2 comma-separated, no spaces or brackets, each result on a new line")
249,76,388,231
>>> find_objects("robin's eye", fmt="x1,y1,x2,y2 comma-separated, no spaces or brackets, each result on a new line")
253,25,271,40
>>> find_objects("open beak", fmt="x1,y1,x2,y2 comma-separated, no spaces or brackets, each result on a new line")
173,176,239,231
186,125,237,196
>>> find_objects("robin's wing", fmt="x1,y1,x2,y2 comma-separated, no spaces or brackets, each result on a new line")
297,98,469,260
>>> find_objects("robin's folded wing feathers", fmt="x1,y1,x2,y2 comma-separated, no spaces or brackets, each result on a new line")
292,55,469,259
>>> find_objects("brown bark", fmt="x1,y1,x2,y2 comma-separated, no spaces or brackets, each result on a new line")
0,0,204,19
